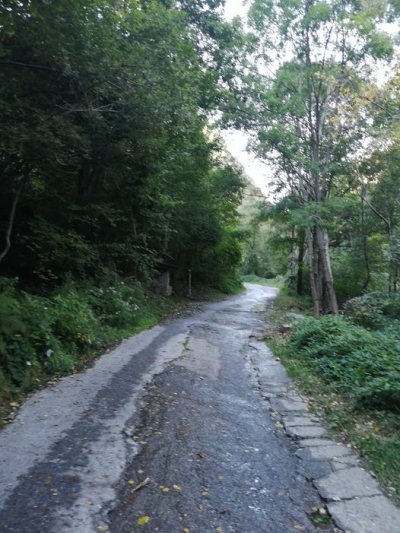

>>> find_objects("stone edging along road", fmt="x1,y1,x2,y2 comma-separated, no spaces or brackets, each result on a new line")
248,336,400,533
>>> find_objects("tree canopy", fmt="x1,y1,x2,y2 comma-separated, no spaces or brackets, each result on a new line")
0,0,245,289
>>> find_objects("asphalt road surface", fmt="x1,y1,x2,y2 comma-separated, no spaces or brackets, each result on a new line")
0,284,337,533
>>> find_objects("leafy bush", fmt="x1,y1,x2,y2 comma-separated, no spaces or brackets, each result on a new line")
344,292,400,330
357,377,400,411
52,290,97,349
0,276,157,394
86,280,142,330
289,316,400,411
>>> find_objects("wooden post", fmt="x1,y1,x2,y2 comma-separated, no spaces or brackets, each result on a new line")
188,269,192,298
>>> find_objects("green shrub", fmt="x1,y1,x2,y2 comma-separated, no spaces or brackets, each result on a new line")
289,316,350,353
357,376,400,411
289,316,400,411
0,275,161,394
344,292,400,330
52,290,97,349
86,280,142,329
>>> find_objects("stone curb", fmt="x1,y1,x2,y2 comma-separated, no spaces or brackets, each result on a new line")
257,349,400,533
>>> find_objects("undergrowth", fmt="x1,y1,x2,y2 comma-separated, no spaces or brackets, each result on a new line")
267,290,400,504
0,275,186,423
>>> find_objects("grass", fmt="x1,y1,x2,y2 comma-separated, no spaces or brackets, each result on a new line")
266,292,400,505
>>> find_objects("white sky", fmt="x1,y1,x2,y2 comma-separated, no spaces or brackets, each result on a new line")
224,0,247,20
221,0,273,195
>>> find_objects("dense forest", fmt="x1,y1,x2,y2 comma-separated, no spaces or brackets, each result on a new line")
0,0,246,394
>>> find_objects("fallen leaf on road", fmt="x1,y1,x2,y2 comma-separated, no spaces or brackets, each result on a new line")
332,496,341,501
85,500,93,505
127,479,135,485
97,526,109,532
160,486,170,493
198,504,203,510
173,484,182,491
216,527,223,533
183,528,190,533
202,490,209,496
294,524,305,531
137,516,150,525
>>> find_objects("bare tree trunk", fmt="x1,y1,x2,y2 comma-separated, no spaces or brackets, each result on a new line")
315,226,339,315
297,231,305,296
307,227,320,318
289,228,297,289
361,192,371,292
0,171,29,265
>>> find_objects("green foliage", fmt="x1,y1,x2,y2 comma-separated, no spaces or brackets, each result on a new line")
344,292,400,330
0,276,164,393
289,316,400,411
52,291,97,348
0,0,245,292
242,274,285,288
87,282,142,330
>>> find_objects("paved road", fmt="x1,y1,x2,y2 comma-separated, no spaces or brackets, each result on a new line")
0,284,336,533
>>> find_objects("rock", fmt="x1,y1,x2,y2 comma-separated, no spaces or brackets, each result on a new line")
297,444,352,461
283,416,319,428
328,495,400,533
315,467,381,500
298,438,336,447
270,399,308,413
285,312,305,320
287,425,326,439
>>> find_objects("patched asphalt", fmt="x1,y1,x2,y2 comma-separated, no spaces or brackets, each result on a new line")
0,284,340,532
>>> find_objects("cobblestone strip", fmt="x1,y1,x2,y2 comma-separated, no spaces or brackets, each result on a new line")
249,340,400,533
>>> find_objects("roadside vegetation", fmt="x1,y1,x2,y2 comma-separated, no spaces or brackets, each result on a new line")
234,0,400,502
255,287,400,504
0,1,245,418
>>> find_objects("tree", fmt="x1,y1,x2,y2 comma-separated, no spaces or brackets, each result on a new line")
0,0,246,289
224,0,393,315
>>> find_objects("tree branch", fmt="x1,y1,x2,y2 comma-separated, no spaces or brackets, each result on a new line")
0,60,59,72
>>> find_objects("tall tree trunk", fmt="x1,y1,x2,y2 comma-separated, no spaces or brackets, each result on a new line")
361,192,371,292
297,231,305,296
315,226,339,315
289,228,297,289
0,170,29,265
307,227,320,318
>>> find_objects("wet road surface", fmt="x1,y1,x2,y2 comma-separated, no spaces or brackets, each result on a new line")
0,284,336,532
